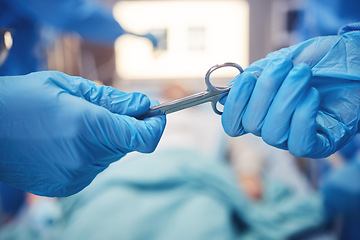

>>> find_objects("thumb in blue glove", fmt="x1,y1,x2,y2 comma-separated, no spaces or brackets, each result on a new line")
222,30,360,158
0,71,166,197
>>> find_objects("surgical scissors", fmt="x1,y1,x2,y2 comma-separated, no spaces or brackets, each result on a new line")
139,62,244,119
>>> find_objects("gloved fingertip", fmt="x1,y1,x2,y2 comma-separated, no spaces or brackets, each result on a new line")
244,66,263,79
132,93,152,115
221,120,246,137
135,99,162,119
238,71,257,83
267,56,293,70
139,93,152,106
221,110,248,137
133,114,167,153
292,63,312,77
112,92,151,117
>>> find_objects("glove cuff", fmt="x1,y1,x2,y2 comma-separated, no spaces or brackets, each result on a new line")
338,22,360,35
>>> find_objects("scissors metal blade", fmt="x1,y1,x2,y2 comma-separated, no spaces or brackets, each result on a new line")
138,85,231,119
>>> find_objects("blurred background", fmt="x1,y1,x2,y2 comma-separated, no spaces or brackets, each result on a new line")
1,0,360,239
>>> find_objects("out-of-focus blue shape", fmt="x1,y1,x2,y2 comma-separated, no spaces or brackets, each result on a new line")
297,0,360,40
0,183,25,219
15,150,323,240
322,160,360,240
0,0,126,76
338,135,360,162
141,32,159,49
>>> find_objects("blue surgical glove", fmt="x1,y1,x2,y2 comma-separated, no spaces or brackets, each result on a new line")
222,30,360,158
0,71,166,197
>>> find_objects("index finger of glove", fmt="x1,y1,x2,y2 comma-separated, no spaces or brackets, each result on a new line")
288,88,332,158
222,72,256,137
50,71,152,117
242,57,293,136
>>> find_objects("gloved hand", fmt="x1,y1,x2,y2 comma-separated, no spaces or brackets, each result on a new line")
0,71,166,197
222,30,360,158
